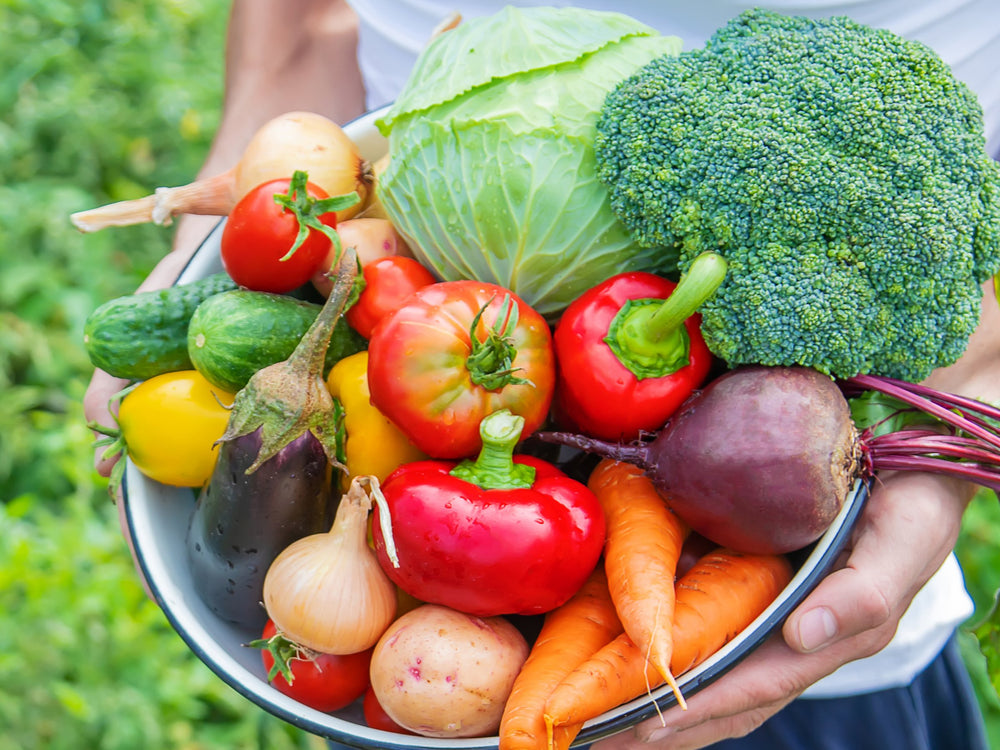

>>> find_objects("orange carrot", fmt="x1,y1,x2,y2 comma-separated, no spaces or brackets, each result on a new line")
543,631,659,731
499,566,623,750
543,548,793,729
587,459,690,708
670,548,793,675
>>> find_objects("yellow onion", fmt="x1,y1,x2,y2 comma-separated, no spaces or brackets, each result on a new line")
71,111,371,233
262,475,397,655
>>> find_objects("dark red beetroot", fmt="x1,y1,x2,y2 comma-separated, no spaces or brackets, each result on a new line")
539,365,1000,555
644,366,862,554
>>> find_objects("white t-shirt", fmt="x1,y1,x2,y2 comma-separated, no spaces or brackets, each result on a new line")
345,0,984,696
349,0,1000,156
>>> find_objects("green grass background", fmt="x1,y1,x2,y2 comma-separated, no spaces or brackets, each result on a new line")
1,1,999,748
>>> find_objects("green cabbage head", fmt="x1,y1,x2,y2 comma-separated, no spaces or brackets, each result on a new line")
376,6,681,318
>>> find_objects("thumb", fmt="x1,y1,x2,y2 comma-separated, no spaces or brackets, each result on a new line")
783,472,967,655
783,565,893,654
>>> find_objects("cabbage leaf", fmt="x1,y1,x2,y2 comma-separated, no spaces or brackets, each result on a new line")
378,7,682,318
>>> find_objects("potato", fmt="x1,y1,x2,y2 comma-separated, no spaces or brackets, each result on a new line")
369,604,529,738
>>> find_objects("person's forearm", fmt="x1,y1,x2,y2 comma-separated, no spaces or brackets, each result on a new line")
171,0,367,258
923,280,1000,403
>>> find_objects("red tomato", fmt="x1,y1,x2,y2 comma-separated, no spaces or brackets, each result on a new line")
257,619,371,713
221,171,354,293
363,686,415,734
346,256,437,338
366,280,556,459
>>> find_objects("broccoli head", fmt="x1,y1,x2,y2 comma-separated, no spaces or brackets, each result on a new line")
595,9,1000,382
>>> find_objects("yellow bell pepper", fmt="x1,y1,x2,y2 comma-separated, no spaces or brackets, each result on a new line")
326,351,426,484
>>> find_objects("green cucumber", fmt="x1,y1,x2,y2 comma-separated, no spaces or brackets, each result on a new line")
84,272,239,380
187,289,367,392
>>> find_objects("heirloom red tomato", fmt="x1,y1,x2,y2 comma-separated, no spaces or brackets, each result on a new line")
366,280,555,458
220,170,358,293
252,619,372,713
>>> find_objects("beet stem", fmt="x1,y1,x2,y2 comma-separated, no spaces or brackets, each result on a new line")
868,431,1000,464
843,374,1000,452
867,454,1000,493
865,377,1000,423
533,431,651,466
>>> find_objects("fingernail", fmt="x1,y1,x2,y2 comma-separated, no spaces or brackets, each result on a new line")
642,726,673,744
797,606,838,652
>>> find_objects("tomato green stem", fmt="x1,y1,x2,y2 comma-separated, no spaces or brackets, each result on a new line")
274,170,359,262
246,630,314,683
87,383,138,501
465,294,533,391
607,252,727,379
450,410,535,490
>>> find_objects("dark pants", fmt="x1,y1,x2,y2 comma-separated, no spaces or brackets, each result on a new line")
705,634,988,750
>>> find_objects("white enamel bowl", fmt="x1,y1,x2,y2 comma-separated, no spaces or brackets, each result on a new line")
122,106,869,749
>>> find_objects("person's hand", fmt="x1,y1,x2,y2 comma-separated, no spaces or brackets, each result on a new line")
591,468,974,750
84,240,210,475
83,243,210,599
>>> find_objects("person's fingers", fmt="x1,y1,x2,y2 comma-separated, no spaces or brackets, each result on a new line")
596,613,900,750
84,368,130,477
783,471,969,655
592,636,814,750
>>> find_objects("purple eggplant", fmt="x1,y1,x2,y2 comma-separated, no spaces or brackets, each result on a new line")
183,249,359,630
185,428,334,628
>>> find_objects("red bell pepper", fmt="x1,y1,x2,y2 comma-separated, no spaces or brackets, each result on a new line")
371,410,606,617
553,252,727,441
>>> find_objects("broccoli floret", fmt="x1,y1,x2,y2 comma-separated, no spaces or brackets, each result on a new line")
595,9,1000,382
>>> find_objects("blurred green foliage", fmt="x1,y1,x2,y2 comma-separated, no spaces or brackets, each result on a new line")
1,1,999,749
0,1,324,747
958,493,1000,748
0,494,324,750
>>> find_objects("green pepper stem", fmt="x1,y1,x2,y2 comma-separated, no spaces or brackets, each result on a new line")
648,252,728,341
450,410,536,490
608,252,727,380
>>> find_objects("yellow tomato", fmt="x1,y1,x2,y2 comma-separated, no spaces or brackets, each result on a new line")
118,370,234,487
